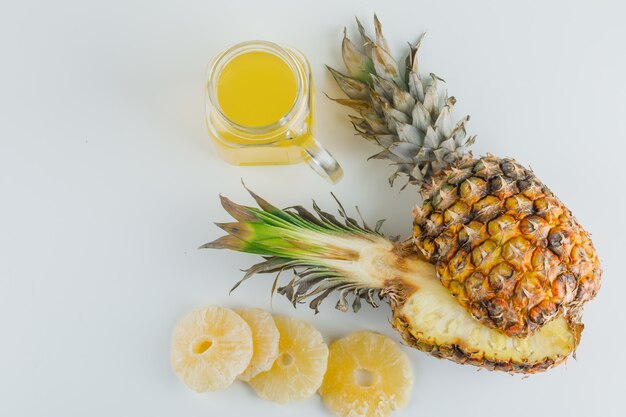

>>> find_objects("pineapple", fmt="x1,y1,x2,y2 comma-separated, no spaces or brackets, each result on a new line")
248,316,329,403
236,307,280,381
170,306,252,392
320,331,412,417
202,17,602,373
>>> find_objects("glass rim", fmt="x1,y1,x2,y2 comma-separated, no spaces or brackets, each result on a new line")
205,40,307,138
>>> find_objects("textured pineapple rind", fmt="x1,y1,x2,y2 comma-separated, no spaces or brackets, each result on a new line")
413,154,602,338
391,313,582,374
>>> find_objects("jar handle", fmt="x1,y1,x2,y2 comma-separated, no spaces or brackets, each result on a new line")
300,136,343,184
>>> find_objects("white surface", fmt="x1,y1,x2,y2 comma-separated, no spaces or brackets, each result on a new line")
1,1,624,416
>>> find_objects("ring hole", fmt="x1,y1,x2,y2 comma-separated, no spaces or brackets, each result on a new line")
354,368,375,387
280,353,294,366
193,339,213,355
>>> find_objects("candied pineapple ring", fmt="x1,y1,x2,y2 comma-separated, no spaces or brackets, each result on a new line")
236,308,280,381
170,306,252,392
248,316,328,403
320,331,413,417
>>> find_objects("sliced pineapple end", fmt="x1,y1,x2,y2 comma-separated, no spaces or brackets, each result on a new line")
393,260,582,373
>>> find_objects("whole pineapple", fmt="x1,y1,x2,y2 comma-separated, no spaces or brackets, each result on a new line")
204,17,602,373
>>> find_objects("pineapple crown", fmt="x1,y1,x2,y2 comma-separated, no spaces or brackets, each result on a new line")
327,16,476,189
203,184,392,314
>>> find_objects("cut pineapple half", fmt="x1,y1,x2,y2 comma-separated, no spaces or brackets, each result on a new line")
236,308,280,381
248,316,329,403
170,306,252,392
320,331,413,417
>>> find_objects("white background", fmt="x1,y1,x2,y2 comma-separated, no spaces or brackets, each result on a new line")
1,1,624,416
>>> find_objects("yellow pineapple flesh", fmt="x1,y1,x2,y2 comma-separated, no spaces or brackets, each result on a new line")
320,331,412,417
235,307,280,381
170,306,252,392
248,316,328,403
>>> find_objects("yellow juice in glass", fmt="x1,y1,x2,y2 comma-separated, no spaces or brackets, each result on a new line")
205,41,341,182
217,51,298,129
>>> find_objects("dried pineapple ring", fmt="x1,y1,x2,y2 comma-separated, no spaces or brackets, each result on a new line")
170,306,252,392
319,331,413,417
236,308,280,381
248,316,328,403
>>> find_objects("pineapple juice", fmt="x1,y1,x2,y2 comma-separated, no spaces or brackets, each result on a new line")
205,41,342,182
206,45,314,165
217,51,297,129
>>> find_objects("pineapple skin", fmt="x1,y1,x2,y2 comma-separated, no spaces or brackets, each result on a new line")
413,155,602,337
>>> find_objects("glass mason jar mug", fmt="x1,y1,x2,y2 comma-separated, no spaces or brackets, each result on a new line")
205,41,343,183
